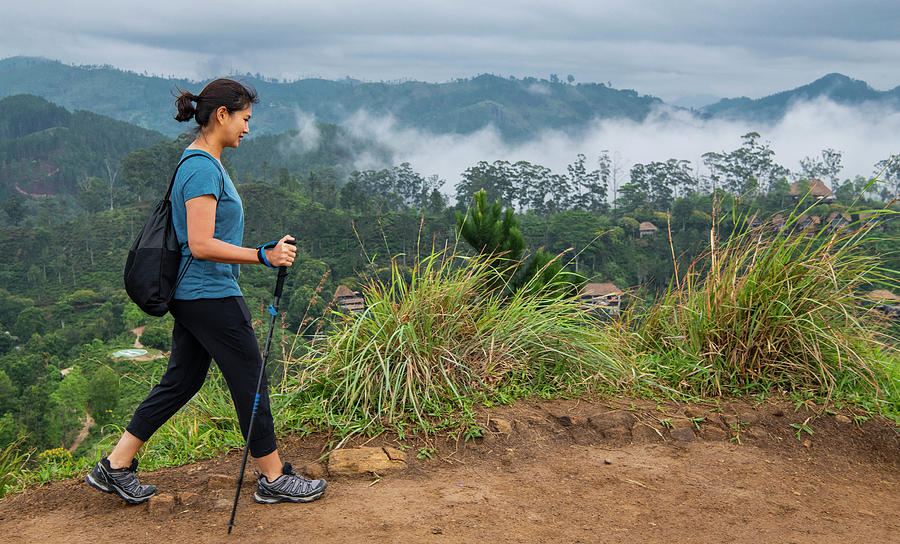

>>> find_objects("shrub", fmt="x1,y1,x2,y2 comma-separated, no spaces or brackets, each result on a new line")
140,325,171,351
613,208,898,400
282,249,634,437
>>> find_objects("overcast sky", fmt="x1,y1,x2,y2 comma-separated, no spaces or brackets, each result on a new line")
3,1,899,104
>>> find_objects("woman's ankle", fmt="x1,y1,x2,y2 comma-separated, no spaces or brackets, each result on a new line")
106,454,133,470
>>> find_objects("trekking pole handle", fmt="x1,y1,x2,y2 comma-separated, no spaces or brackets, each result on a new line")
273,238,296,300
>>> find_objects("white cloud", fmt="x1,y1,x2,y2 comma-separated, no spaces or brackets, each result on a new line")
339,100,900,195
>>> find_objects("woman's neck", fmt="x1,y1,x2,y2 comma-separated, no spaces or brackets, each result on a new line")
187,133,223,161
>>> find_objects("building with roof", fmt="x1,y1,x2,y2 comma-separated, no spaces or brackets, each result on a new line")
866,289,900,319
789,179,834,203
638,222,657,238
334,285,366,314
579,282,624,316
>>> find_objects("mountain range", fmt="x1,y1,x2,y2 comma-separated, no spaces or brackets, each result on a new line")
4,56,897,141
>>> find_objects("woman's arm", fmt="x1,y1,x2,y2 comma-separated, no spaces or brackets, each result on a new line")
185,195,295,266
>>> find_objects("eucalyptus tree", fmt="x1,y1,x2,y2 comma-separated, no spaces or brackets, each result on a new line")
702,132,788,196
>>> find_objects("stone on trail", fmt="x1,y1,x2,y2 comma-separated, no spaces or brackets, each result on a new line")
489,417,514,434
205,474,234,490
328,447,408,477
148,493,175,514
834,415,852,424
176,491,200,506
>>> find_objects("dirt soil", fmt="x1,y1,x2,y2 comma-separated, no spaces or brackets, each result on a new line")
1,397,898,544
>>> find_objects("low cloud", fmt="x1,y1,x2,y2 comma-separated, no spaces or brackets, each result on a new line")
340,99,900,197
282,109,321,154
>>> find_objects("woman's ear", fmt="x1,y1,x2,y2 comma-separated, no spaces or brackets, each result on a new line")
216,106,229,124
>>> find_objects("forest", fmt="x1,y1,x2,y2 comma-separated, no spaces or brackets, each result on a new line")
0,94,897,471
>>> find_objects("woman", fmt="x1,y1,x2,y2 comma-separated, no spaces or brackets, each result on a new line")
86,79,327,505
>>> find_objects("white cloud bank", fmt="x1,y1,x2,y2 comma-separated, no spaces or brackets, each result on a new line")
340,99,900,194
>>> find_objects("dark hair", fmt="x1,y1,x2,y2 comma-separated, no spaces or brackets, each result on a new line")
174,78,258,132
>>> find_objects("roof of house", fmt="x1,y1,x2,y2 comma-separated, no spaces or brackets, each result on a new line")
867,289,900,302
827,211,851,222
790,178,834,198
334,285,359,298
857,211,877,220
580,282,623,297
638,221,657,231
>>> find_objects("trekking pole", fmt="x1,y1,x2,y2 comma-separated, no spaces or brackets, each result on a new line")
227,238,295,534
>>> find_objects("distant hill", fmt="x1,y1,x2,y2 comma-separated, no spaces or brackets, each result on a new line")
0,57,662,140
701,73,900,121
0,94,165,198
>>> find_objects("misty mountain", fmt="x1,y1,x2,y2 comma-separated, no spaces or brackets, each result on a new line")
701,73,900,121
0,57,661,140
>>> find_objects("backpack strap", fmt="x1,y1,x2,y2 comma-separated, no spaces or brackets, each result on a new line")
165,152,224,201
168,152,227,300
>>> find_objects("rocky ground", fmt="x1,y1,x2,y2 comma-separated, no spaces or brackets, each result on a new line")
1,397,897,543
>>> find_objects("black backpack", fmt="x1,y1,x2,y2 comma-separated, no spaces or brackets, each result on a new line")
124,153,219,316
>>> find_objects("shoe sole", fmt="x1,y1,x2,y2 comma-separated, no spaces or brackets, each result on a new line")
253,486,326,504
86,472,156,505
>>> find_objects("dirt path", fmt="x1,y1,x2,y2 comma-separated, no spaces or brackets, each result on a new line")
1,398,897,543
132,326,146,348
67,412,94,454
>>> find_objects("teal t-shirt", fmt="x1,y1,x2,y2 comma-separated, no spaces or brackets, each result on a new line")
171,149,244,300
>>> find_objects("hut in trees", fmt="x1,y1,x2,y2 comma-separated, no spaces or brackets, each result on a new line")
638,222,658,238
866,289,900,319
579,282,624,316
789,178,834,203
334,285,365,314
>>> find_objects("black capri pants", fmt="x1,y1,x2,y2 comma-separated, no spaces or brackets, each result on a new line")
126,296,277,458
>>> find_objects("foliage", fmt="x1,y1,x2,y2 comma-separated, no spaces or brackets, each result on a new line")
0,431,27,499
88,367,119,425
140,325,171,351
612,208,899,403
282,249,633,437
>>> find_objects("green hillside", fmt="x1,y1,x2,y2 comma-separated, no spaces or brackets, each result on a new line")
0,94,165,200
701,73,900,121
0,57,661,140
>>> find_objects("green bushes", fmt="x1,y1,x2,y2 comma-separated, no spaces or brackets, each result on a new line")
282,248,633,437
612,209,898,403
140,325,171,351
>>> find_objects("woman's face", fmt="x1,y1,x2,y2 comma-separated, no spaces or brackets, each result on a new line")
219,105,252,148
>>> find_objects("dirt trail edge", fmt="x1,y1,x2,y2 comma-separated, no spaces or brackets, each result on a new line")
1,397,898,544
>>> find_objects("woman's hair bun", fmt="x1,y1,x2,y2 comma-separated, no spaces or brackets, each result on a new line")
174,89,198,122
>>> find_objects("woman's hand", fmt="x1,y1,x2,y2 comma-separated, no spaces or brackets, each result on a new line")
265,235,296,267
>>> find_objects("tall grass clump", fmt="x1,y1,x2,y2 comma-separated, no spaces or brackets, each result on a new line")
282,248,634,437
616,208,898,405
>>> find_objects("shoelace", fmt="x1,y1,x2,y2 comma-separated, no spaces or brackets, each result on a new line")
270,470,316,495
109,468,150,495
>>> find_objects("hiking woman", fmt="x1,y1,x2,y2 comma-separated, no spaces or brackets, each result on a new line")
86,78,327,505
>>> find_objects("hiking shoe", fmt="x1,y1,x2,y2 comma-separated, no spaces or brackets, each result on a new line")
254,462,327,504
85,457,157,504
